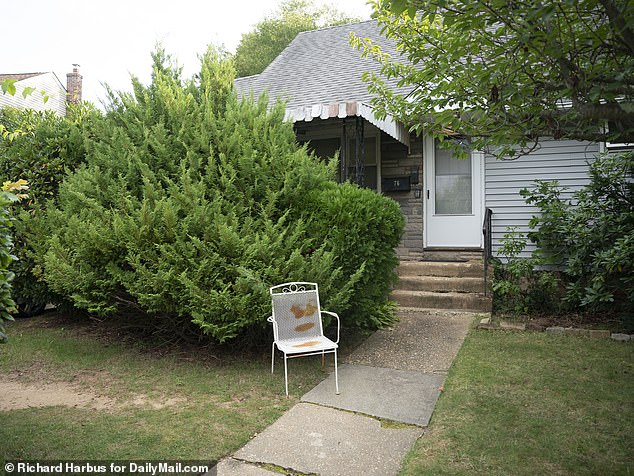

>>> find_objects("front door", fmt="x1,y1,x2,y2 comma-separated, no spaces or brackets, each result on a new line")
424,136,483,248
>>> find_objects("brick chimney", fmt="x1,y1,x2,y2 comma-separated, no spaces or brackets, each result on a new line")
66,64,82,104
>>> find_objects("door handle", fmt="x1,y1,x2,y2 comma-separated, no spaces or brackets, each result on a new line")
426,190,430,199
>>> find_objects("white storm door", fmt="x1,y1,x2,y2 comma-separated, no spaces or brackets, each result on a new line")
424,137,483,248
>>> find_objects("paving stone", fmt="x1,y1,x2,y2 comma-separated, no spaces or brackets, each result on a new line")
500,321,526,331
346,310,474,373
302,364,445,426
478,322,499,330
546,326,565,335
589,329,610,339
611,333,632,342
234,403,422,476
526,322,546,332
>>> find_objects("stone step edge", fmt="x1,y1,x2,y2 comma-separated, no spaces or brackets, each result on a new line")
392,290,491,298
398,275,485,281
396,307,491,316
397,264,486,278
395,276,486,293
392,291,492,312
477,317,633,341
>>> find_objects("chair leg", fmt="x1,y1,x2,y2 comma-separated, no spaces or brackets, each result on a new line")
334,349,339,395
271,342,276,374
284,353,289,397
321,350,325,369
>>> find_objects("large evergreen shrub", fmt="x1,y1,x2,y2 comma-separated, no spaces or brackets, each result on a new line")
40,49,404,343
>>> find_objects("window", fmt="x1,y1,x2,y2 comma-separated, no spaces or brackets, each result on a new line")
434,140,472,215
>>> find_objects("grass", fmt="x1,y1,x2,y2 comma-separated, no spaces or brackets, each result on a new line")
4,313,632,475
400,329,634,476
0,313,334,464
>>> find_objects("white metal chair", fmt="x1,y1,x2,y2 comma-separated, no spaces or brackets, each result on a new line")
267,282,340,396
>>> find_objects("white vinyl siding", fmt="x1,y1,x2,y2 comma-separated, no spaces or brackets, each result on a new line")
0,73,66,116
485,140,600,259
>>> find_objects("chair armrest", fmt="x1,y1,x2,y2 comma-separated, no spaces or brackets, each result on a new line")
267,315,278,341
321,310,340,344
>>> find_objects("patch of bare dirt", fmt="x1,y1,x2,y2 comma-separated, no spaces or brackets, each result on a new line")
128,394,187,410
0,379,117,411
0,377,187,412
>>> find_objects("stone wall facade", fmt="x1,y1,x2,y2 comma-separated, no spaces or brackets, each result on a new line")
380,132,424,259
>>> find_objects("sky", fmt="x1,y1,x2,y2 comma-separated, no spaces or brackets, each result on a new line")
3,0,373,107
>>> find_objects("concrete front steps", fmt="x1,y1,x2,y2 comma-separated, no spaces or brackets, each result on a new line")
393,257,492,312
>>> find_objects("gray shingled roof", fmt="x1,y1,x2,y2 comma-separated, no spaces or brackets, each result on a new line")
234,20,414,109
0,72,46,82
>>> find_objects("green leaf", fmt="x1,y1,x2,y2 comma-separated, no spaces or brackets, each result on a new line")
1,79,16,95
389,0,408,15
22,86,36,98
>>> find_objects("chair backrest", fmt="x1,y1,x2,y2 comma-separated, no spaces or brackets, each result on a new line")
270,282,324,342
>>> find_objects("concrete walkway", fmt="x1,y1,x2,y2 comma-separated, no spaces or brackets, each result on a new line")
210,309,478,476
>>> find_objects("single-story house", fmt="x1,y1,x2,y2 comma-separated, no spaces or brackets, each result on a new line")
0,66,82,117
234,20,620,262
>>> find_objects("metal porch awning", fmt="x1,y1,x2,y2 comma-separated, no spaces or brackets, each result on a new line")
284,101,410,148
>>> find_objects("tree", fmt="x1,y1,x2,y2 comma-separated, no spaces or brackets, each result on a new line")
234,0,359,78
353,0,634,158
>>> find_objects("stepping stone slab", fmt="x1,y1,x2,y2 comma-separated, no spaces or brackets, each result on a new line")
302,364,445,426
234,403,422,476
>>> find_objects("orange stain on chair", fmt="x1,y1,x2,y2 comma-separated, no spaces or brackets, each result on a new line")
290,304,305,318
294,322,315,332
304,301,317,316
293,340,320,348
290,300,318,319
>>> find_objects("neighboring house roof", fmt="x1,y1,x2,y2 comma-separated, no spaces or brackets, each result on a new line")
234,20,413,145
0,71,67,116
0,72,46,82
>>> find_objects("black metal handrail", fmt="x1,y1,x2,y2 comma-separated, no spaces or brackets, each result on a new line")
482,207,493,296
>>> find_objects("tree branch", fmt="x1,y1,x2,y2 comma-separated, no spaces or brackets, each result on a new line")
599,0,634,55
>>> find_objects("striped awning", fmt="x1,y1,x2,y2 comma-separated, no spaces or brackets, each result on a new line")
284,101,410,148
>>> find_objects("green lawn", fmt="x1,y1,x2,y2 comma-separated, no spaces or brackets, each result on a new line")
3,314,633,475
0,314,330,464
400,329,634,476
